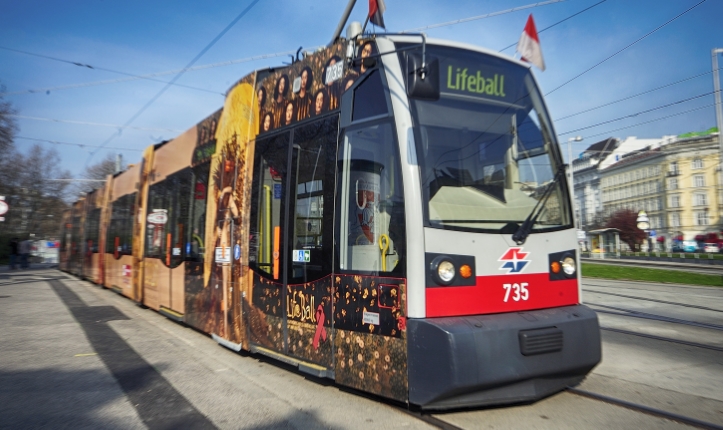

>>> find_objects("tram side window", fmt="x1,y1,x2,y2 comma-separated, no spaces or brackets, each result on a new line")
337,122,406,274
86,208,101,253
146,169,193,267
107,193,135,257
249,132,290,280
186,162,210,262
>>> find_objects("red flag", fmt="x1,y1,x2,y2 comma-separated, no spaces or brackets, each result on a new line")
369,0,386,29
516,14,545,71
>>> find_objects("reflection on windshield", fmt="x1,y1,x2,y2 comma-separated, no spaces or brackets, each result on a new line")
410,49,570,234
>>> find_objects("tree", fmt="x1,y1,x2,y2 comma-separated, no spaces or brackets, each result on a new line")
0,83,17,156
70,153,125,196
606,209,646,251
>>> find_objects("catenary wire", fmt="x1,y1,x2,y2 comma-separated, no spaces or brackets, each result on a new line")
497,0,608,52
575,103,714,140
400,0,566,33
555,69,717,121
545,0,708,96
17,136,143,152
558,91,714,136
9,115,183,133
0,49,302,97
0,45,221,95
86,0,262,163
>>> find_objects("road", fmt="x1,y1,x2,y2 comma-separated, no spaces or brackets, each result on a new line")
1,268,722,429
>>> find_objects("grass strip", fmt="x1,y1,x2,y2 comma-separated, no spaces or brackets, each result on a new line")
581,263,723,287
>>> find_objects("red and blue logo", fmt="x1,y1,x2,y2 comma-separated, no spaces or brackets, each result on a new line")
499,247,530,274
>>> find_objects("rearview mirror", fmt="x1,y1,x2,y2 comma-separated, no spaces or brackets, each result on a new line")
407,53,439,100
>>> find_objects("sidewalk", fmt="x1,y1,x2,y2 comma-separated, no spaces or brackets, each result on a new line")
0,268,149,429
0,268,435,430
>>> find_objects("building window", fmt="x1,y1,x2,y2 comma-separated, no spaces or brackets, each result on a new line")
694,193,708,206
669,161,678,175
695,211,709,226
670,213,680,227
670,195,681,208
668,178,678,190
694,175,705,187
692,158,703,169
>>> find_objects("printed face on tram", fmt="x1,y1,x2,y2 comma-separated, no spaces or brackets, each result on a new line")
285,102,294,125
360,42,373,73
315,91,325,115
263,113,272,131
300,69,309,95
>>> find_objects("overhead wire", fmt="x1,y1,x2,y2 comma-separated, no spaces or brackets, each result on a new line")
545,0,708,96
86,0,262,163
558,92,715,136
498,0,608,52
401,0,566,33
0,45,222,95
0,49,300,96
555,69,717,121
572,104,715,140
16,136,143,152
9,115,183,133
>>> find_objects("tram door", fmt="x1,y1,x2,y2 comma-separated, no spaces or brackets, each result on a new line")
249,117,336,369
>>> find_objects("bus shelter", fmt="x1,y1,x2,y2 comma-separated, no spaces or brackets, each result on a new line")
587,228,621,259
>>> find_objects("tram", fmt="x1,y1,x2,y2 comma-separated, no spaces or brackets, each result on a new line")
60,20,601,409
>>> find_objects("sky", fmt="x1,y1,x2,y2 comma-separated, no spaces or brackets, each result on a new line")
0,0,720,179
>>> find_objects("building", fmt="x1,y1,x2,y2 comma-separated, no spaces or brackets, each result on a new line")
659,133,721,244
595,131,722,249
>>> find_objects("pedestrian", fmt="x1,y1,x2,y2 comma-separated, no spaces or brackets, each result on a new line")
19,238,31,269
8,238,19,270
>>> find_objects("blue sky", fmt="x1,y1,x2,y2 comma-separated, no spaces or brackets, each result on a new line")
0,0,720,177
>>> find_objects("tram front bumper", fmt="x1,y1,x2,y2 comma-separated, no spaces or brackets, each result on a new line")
407,304,601,410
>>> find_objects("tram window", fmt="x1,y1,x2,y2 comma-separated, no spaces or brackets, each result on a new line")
288,117,337,283
186,162,210,262
249,132,290,280
86,208,101,253
352,70,387,121
146,169,193,268
107,193,135,256
337,122,406,275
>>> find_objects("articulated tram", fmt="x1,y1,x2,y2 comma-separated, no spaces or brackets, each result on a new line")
60,27,601,409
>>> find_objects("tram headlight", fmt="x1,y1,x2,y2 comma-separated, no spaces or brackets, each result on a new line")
426,253,476,287
438,260,456,283
430,256,456,285
561,256,576,276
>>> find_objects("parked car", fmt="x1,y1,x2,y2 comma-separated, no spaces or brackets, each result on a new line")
682,240,698,252
704,243,720,253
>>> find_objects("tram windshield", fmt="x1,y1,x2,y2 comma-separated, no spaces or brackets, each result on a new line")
407,45,571,233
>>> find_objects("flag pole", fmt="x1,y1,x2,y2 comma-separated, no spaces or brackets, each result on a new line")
361,16,370,35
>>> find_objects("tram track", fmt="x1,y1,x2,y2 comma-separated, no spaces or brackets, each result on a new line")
584,281,723,297
588,302,723,331
566,387,723,430
586,289,723,313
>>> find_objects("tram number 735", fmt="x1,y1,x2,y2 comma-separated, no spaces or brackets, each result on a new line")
503,283,529,302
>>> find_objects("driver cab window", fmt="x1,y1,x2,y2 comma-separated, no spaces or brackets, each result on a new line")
337,122,405,275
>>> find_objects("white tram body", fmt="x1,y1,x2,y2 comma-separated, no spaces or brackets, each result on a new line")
369,35,601,408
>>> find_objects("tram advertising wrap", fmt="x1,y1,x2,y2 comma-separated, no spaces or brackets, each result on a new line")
60,32,600,411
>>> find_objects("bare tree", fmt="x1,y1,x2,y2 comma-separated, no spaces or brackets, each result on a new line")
70,153,125,196
0,83,17,156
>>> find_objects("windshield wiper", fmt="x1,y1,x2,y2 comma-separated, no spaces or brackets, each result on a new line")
511,165,566,245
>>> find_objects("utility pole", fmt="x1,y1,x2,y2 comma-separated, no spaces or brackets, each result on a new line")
713,49,723,234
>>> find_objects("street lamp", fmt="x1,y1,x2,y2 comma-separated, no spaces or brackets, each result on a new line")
568,136,583,230
637,210,651,252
